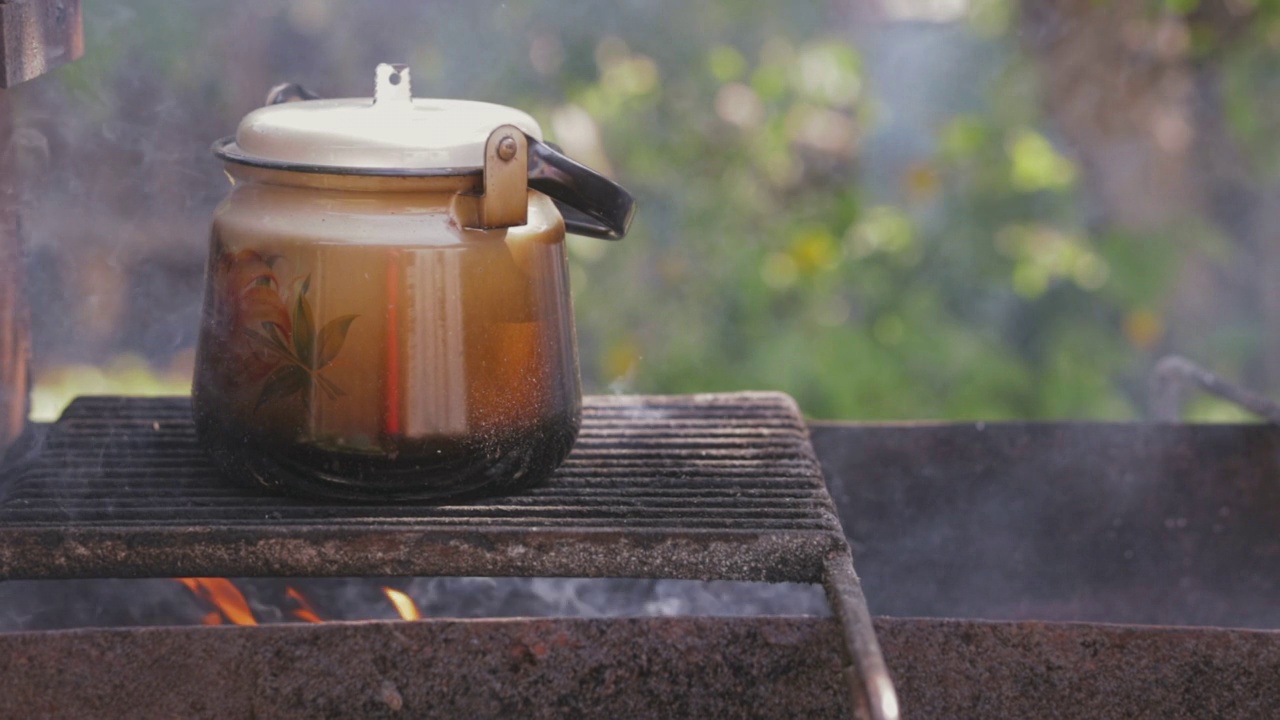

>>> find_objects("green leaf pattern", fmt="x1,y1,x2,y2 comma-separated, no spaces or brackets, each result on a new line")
316,315,359,369
293,291,315,367
240,273,359,411
256,365,309,411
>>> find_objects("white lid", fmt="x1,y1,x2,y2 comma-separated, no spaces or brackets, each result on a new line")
227,64,543,172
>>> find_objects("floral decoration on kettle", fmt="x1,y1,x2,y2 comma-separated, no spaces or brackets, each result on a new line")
213,247,358,411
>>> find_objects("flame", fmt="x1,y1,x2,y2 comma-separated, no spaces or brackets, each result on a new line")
177,579,420,626
177,578,257,626
382,587,421,621
285,587,324,623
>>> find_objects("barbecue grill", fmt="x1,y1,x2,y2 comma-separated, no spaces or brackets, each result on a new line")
0,392,893,719
7,395,1280,718
4,4,1280,719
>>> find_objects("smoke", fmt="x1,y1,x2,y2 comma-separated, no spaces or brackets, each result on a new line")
0,576,828,632
813,423,1280,631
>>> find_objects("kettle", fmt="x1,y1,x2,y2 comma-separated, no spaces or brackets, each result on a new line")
191,63,635,501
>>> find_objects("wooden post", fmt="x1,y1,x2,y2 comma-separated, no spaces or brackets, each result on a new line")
0,0,82,456
0,88,27,456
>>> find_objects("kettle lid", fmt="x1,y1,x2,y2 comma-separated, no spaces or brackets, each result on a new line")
222,63,543,174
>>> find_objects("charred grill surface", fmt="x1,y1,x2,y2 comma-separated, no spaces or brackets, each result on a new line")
0,392,845,581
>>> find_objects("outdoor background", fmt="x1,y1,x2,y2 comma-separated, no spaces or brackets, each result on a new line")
10,0,1280,422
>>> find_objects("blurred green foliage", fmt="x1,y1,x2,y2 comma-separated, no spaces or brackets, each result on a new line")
42,0,1280,421
515,3,1163,419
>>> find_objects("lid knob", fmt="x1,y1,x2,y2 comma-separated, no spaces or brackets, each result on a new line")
373,63,412,109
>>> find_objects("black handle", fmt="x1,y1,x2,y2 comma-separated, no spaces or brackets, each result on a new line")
265,82,321,105
528,139,636,241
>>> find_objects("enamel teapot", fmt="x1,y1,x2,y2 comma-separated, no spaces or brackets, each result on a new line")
192,63,635,501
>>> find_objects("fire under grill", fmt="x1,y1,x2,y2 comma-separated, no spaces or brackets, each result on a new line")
0,391,893,719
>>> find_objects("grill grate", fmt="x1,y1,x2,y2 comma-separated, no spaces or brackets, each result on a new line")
0,391,895,720
0,392,843,578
